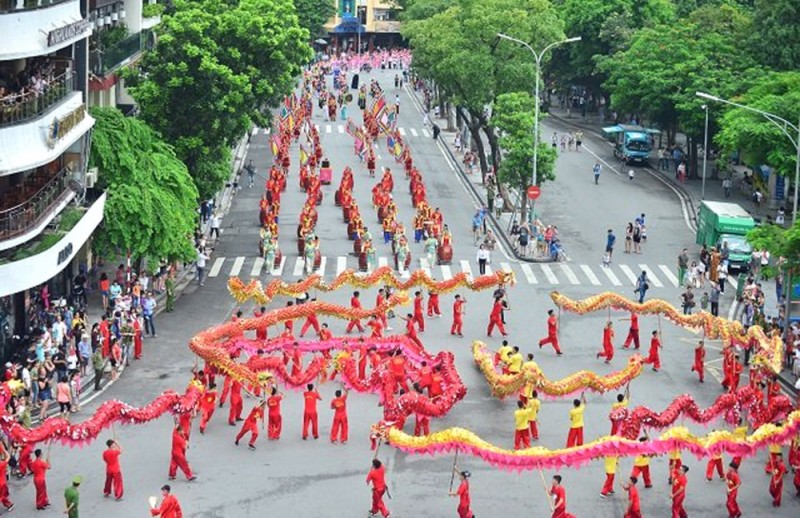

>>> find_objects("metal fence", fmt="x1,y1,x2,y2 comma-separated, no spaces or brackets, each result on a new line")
0,71,76,127
0,166,74,241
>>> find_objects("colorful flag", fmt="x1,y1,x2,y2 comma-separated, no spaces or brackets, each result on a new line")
371,95,386,119
299,145,309,166
269,135,280,156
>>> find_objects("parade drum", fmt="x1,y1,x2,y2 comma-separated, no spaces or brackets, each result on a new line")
343,205,352,223
314,250,321,270
316,189,323,206
297,238,305,255
273,249,282,270
347,221,357,240
335,189,342,206
320,167,333,185
353,238,362,255
345,93,353,103
437,244,453,265
358,252,368,272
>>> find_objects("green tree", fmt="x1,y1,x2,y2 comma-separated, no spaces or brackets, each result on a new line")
715,72,800,178
89,108,199,264
125,0,312,198
491,92,556,222
750,0,800,71
293,0,336,38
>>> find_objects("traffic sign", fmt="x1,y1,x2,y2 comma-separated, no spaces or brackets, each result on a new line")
526,185,541,200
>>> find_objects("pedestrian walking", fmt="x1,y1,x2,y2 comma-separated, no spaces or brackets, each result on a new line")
681,286,695,315
209,213,221,239
677,248,689,287
142,292,157,338
64,476,80,518
605,229,616,263
196,248,209,286
634,271,649,303
722,177,732,198
476,244,490,275
593,162,602,184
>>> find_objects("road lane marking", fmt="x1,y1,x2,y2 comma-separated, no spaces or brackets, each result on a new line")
378,257,388,268
410,128,418,137
325,124,332,133
599,266,622,286
500,262,513,275
422,128,431,138
336,256,347,276
441,264,453,280
483,264,493,276
420,257,431,276
540,264,559,284
292,257,304,276
460,260,473,281
561,264,580,285
250,257,264,277
399,127,406,136
658,265,679,287
208,258,225,278
270,255,286,276
639,264,663,288
618,264,638,285
580,265,601,286
337,125,344,134
520,264,538,284
318,256,327,276
229,257,245,277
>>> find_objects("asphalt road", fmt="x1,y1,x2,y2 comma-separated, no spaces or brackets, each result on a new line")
7,67,797,518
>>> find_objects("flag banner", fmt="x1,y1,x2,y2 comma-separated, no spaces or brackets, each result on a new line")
371,95,386,118
270,135,280,156
299,145,310,166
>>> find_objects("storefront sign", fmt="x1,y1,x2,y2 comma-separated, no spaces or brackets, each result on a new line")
47,105,86,149
48,20,90,48
57,243,73,266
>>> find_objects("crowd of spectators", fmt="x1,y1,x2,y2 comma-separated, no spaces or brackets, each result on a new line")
0,59,69,124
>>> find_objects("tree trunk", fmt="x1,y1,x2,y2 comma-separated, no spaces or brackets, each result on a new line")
445,101,456,131
461,107,488,180
481,123,501,178
689,136,699,179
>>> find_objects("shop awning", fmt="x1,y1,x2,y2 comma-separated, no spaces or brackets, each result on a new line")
333,15,365,34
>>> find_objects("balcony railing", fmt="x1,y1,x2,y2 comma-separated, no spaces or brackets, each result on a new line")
91,31,154,76
0,71,76,127
0,166,75,242
0,0,73,14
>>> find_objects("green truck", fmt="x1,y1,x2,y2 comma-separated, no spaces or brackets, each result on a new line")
696,201,755,271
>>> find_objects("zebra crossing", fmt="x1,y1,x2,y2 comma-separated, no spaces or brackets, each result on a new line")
257,125,432,138
205,255,682,289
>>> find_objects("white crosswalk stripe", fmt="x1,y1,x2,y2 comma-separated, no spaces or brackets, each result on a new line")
318,256,327,276
337,125,344,134
271,256,286,276
618,264,638,285
658,264,679,287
420,257,432,276
561,264,580,285
292,257,304,276
540,264,559,284
325,125,332,133
336,256,347,276
520,264,538,284
460,260,473,281
208,257,225,278
422,128,431,138
500,263,513,277
441,264,453,280
378,257,388,269
399,127,406,136
483,264,493,276
599,265,622,286
580,264,601,286
229,257,245,277
639,264,663,288
250,257,264,277
410,128,418,137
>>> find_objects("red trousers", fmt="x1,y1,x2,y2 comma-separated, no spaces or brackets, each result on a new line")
529,420,539,440
765,452,780,473
610,421,620,436
487,317,506,336
514,429,531,450
200,407,214,433
331,415,348,442
17,454,30,476
134,335,143,359
220,377,231,406
598,343,614,362
346,319,364,333
624,511,642,518
393,374,409,394
451,317,463,335
228,398,243,424
458,504,473,518
235,421,259,446
770,480,783,506
268,413,282,440
672,497,687,518
169,454,193,479
0,484,11,509
370,488,390,517
726,490,740,517
302,411,319,439
413,311,425,331
539,334,562,354
691,362,704,382
631,465,652,487
427,300,441,316
706,458,723,480
623,329,640,349
566,427,583,447
645,352,661,370
34,478,48,508
300,318,320,337
414,415,430,436
104,471,123,499
601,473,615,495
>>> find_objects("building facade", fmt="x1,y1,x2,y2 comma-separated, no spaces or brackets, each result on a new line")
0,0,103,358
325,0,402,53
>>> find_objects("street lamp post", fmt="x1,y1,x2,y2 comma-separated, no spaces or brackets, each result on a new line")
498,33,581,220
701,104,709,200
696,91,800,223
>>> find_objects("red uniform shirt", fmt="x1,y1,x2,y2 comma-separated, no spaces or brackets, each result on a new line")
171,429,187,455
303,390,321,413
267,394,283,416
672,473,687,500
429,373,444,397
150,494,182,518
457,479,470,508
694,347,705,364
351,296,361,309
550,485,566,511
453,299,465,317
366,465,386,490
414,297,423,314
245,406,264,424
390,356,405,377
629,313,639,330
319,328,332,341
103,448,121,474
331,395,347,417
30,458,49,482
418,366,432,388
491,301,503,319
200,390,217,411
367,319,383,338
726,470,740,495
627,484,640,512
547,315,558,335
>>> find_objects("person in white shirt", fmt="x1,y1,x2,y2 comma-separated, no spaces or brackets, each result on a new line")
196,248,210,286
476,245,491,275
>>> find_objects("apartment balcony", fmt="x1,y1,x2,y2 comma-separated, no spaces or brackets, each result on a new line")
90,29,151,76
0,71,75,127
0,192,106,297
0,0,92,60
372,20,400,33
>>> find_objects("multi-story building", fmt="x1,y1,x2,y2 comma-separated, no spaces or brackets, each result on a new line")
325,0,402,53
0,0,103,358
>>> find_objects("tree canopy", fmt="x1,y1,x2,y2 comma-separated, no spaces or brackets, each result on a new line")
89,107,199,263
293,0,336,38
750,0,800,71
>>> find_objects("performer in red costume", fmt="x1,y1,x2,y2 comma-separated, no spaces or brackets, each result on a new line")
330,388,349,443
691,340,705,383
538,309,562,355
725,462,741,518
150,484,182,518
30,448,50,510
413,291,426,332
550,475,575,518
346,291,365,333
235,401,266,450
168,425,196,481
302,383,322,440
644,330,662,371
366,458,390,518
596,321,615,363
199,383,217,434
102,439,124,500
486,298,507,337
267,386,284,440
451,294,466,336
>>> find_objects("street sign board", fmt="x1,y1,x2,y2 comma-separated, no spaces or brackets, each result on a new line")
526,185,541,200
